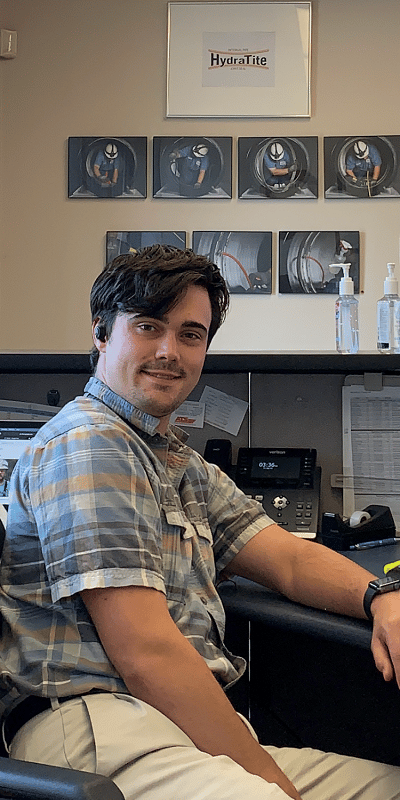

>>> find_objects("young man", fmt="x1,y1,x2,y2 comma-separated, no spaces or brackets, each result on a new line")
0,245,399,800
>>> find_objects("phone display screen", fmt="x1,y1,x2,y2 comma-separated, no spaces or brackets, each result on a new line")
250,455,301,483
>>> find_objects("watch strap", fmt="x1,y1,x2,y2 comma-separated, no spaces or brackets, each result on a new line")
363,577,400,622
363,583,378,622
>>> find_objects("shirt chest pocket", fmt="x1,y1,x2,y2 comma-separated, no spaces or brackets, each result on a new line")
189,520,216,584
161,507,215,605
161,506,195,606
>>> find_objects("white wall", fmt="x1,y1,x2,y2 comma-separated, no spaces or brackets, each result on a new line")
0,0,400,354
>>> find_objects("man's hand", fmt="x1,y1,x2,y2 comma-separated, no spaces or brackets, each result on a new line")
370,591,400,686
224,523,400,692
81,584,302,798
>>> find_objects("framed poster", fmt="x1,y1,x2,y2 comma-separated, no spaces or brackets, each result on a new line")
106,231,186,263
279,231,360,294
68,137,147,198
192,231,272,293
324,136,400,199
153,137,232,198
238,136,318,198
167,2,311,118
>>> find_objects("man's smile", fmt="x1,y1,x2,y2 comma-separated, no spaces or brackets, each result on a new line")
141,363,186,381
142,370,182,381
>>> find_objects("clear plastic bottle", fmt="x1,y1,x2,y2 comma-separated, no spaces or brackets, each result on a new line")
377,262,400,353
335,264,359,354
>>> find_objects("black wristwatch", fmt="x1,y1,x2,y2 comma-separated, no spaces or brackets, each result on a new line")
363,575,400,621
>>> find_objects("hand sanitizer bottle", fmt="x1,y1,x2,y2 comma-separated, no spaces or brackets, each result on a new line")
335,264,359,354
377,263,400,353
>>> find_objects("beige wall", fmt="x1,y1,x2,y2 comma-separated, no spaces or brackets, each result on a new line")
1,0,400,354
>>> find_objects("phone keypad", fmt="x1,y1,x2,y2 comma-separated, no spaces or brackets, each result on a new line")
245,490,317,539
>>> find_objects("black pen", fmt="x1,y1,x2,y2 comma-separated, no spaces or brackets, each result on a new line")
349,537,400,551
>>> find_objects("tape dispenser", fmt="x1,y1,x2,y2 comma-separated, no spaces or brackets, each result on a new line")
320,504,396,551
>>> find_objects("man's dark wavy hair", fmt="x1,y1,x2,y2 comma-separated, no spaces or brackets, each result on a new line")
90,244,230,371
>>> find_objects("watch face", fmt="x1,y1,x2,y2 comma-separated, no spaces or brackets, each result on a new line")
374,577,400,593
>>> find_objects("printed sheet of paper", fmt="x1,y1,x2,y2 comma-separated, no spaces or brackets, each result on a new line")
170,401,205,428
199,386,248,437
342,380,400,528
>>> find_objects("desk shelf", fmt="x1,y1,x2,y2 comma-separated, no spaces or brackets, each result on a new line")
1,352,400,375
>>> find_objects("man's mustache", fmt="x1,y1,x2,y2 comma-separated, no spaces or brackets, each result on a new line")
141,361,186,378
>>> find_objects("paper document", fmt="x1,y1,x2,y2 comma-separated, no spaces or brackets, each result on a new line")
342,380,400,528
170,401,205,428
199,386,248,436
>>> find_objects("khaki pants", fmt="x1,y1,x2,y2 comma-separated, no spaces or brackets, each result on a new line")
10,693,400,800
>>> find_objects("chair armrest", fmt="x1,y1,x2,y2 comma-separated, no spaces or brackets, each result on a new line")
0,756,124,799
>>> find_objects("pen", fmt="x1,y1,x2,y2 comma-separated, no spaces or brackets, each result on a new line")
349,537,400,550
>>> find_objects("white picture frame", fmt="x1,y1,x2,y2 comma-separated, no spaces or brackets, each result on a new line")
166,2,312,118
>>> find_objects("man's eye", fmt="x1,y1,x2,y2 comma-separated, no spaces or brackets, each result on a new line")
137,322,157,332
183,331,204,342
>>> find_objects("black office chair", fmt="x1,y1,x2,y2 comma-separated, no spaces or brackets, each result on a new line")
0,513,125,799
0,758,125,799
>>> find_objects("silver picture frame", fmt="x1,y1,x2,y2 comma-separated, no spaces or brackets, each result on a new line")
166,2,311,118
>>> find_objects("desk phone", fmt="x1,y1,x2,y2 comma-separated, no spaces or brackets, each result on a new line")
235,447,321,539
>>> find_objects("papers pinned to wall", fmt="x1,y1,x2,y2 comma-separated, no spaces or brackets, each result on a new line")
170,401,205,428
199,386,248,437
342,377,400,529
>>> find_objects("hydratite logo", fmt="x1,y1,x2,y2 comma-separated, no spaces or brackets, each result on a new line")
202,33,275,88
208,49,270,70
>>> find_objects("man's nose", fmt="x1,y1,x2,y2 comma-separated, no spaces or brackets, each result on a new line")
155,330,179,360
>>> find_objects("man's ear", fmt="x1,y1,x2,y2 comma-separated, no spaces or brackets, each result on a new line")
92,319,107,350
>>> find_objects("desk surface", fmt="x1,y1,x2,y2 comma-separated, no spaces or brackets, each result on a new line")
219,542,400,650
344,541,400,573
219,541,400,765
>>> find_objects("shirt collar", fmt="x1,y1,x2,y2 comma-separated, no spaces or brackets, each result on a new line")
84,376,189,444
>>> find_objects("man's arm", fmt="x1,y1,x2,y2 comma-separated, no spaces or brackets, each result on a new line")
81,584,301,800
223,524,400,686
195,168,206,186
269,167,290,176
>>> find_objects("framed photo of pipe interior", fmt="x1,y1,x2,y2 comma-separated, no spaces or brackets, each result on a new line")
324,136,400,199
238,136,318,199
192,231,272,293
279,231,360,294
106,231,186,263
153,137,232,198
68,137,147,198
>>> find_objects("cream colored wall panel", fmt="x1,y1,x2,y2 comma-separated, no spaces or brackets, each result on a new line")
0,0,400,352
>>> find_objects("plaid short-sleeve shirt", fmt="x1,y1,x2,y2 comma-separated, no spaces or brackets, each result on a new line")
0,377,272,708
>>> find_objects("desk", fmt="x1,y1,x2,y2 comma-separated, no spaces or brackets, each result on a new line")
220,543,400,766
